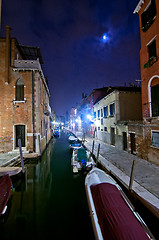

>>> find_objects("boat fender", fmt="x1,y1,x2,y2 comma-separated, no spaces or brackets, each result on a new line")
82,159,87,170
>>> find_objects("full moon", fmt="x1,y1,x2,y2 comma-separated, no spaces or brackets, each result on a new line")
102,33,109,43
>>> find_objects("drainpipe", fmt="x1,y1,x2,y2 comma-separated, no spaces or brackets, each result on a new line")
32,70,35,152
5,25,11,85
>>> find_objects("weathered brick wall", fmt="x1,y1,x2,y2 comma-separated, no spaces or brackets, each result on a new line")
0,34,51,154
138,0,159,117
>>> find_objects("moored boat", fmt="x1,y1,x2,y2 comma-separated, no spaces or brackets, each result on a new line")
69,139,82,150
0,175,12,216
68,135,78,142
0,167,22,177
85,167,154,240
71,147,95,173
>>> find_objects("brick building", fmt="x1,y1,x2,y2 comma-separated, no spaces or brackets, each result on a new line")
0,26,51,154
94,87,142,150
132,0,159,165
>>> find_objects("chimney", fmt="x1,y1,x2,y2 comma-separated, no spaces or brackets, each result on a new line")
5,25,11,84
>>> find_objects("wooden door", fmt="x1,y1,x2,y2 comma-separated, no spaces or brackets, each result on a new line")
111,127,115,146
130,133,136,154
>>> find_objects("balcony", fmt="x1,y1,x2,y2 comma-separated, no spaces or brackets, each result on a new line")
144,56,157,68
143,102,159,118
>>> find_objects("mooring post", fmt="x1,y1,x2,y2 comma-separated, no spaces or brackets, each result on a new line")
129,159,136,191
96,143,100,165
92,140,94,155
18,139,25,173
88,140,95,161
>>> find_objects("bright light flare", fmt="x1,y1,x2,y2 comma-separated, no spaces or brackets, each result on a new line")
102,33,109,43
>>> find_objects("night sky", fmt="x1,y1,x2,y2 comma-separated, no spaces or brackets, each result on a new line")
1,0,141,116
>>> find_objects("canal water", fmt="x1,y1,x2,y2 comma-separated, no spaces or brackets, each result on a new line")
0,131,95,240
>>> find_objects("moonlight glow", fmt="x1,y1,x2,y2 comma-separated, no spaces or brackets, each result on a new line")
102,33,109,43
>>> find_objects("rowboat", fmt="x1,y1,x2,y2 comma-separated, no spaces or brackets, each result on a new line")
85,167,154,240
69,139,82,150
68,135,78,142
0,175,12,216
0,167,22,177
71,147,95,173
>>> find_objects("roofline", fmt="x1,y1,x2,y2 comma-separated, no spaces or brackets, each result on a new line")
133,0,145,14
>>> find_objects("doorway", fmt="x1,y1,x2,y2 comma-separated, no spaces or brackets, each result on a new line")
15,125,25,148
111,127,115,146
130,133,136,154
123,132,127,151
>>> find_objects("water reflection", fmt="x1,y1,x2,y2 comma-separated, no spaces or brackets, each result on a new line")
1,133,94,240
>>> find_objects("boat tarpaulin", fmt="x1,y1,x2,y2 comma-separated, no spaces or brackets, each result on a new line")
91,183,149,240
0,175,12,215
77,148,87,162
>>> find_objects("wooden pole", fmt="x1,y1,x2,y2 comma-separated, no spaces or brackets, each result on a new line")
129,160,136,191
96,143,100,165
88,140,94,161
18,139,25,173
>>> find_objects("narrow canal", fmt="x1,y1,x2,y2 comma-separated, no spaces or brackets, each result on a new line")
0,131,95,240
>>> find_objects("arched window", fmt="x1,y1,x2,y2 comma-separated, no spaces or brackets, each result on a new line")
15,79,24,101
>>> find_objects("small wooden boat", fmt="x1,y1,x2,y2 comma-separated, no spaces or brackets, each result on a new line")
85,167,154,240
0,167,22,177
0,175,12,216
68,135,77,142
71,148,95,173
69,139,82,150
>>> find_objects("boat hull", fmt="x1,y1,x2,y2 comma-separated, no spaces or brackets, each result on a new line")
85,168,154,240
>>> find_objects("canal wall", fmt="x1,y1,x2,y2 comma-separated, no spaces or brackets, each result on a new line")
70,130,159,218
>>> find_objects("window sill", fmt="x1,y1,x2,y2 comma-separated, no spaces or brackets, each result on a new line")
13,100,26,104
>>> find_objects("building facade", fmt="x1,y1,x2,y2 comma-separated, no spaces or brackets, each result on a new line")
0,26,51,154
94,87,142,151
133,0,159,165
76,88,112,136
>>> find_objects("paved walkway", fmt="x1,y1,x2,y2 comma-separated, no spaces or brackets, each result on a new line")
0,152,20,167
73,131,159,210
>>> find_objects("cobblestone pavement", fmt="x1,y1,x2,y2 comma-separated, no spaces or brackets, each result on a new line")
86,137,159,199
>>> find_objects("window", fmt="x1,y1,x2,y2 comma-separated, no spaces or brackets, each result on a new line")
101,118,103,125
148,39,157,59
109,103,115,116
15,79,24,101
141,0,156,32
151,131,159,148
98,127,100,131
104,127,107,132
103,106,108,118
98,110,100,118
101,109,103,117
144,39,157,68
94,111,96,119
